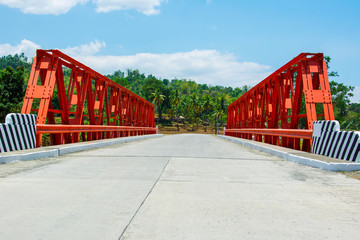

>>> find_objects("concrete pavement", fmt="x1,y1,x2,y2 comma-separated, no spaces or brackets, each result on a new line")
0,134,360,239
0,134,163,164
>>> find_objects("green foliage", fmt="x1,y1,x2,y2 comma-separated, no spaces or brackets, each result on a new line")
151,89,166,120
114,77,130,88
0,53,32,71
329,81,354,118
170,89,181,130
106,69,242,131
324,56,339,77
1,52,358,132
349,103,360,113
0,66,25,122
0,53,32,122
143,75,165,100
325,55,358,130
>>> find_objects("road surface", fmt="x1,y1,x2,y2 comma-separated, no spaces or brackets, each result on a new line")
0,134,359,240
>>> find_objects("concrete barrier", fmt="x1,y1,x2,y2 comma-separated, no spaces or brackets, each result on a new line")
0,113,37,153
312,120,360,163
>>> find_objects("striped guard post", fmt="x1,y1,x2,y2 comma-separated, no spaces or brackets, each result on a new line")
312,120,360,163
0,113,37,153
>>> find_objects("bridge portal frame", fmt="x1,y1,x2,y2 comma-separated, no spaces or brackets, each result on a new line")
226,53,335,152
21,49,156,147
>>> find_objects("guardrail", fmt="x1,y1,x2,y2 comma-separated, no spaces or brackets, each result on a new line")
37,124,156,135
36,124,157,146
225,128,313,139
225,128,313,150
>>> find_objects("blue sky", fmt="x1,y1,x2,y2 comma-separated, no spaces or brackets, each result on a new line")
0,0,359,102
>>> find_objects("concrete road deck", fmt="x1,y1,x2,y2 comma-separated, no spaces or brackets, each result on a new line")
0,134,360,240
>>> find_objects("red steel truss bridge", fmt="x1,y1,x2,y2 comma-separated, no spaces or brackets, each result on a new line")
20,50,334,152
225,53,334,152
21,49,156,147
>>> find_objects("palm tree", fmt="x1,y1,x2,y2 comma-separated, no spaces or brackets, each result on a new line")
213,96,226,135
213,108,223,135
201,94,213,132
171,89,181,131
190,93,199,131
180,95,190,128
151,89,165,124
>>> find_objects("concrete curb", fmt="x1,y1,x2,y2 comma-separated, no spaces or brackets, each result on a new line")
218,135,360,172
0,134,163,164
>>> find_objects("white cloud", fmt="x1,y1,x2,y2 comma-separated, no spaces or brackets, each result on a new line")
0,40,271,87
73,49,271,87
61,40,106,56
94,0,165,15
0,0,87,15
0,39,40,58
0,0,165,15
0,39,106,59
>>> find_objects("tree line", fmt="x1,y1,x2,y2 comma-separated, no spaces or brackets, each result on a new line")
105,69,247,132
0,53,359,131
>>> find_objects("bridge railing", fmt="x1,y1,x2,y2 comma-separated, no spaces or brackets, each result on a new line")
36,124,156,136
225,128,313,140
21,49,156,147
225,53,335,152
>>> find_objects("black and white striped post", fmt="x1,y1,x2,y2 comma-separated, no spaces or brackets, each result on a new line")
0,113,37,153
312,120,360,163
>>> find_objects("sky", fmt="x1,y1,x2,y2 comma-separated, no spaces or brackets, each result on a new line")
0,0,359,102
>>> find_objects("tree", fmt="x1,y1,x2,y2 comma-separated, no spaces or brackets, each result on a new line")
0,66,25,122
213,108,223,135
143,75,164,100
189,93,199,131
323,55,360,130
324,55,354,121
0,53,31,71
125,69,146,95
114,77,130,88
151,89,165,123
180,95,190,127
200,94,213,132
170,89,181,131
212,96,227,134
330,81,354,118
241,85,251,93
163,79,169,86
349,103,360,114
111,70,125,79
324,56,339,77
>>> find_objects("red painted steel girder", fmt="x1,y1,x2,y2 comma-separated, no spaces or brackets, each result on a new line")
225,128,313,140
226,53,335,152
37,124,156,137
21,49,155,147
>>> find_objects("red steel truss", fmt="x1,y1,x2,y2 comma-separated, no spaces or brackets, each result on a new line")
225,53,335,152
21,49,156,147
